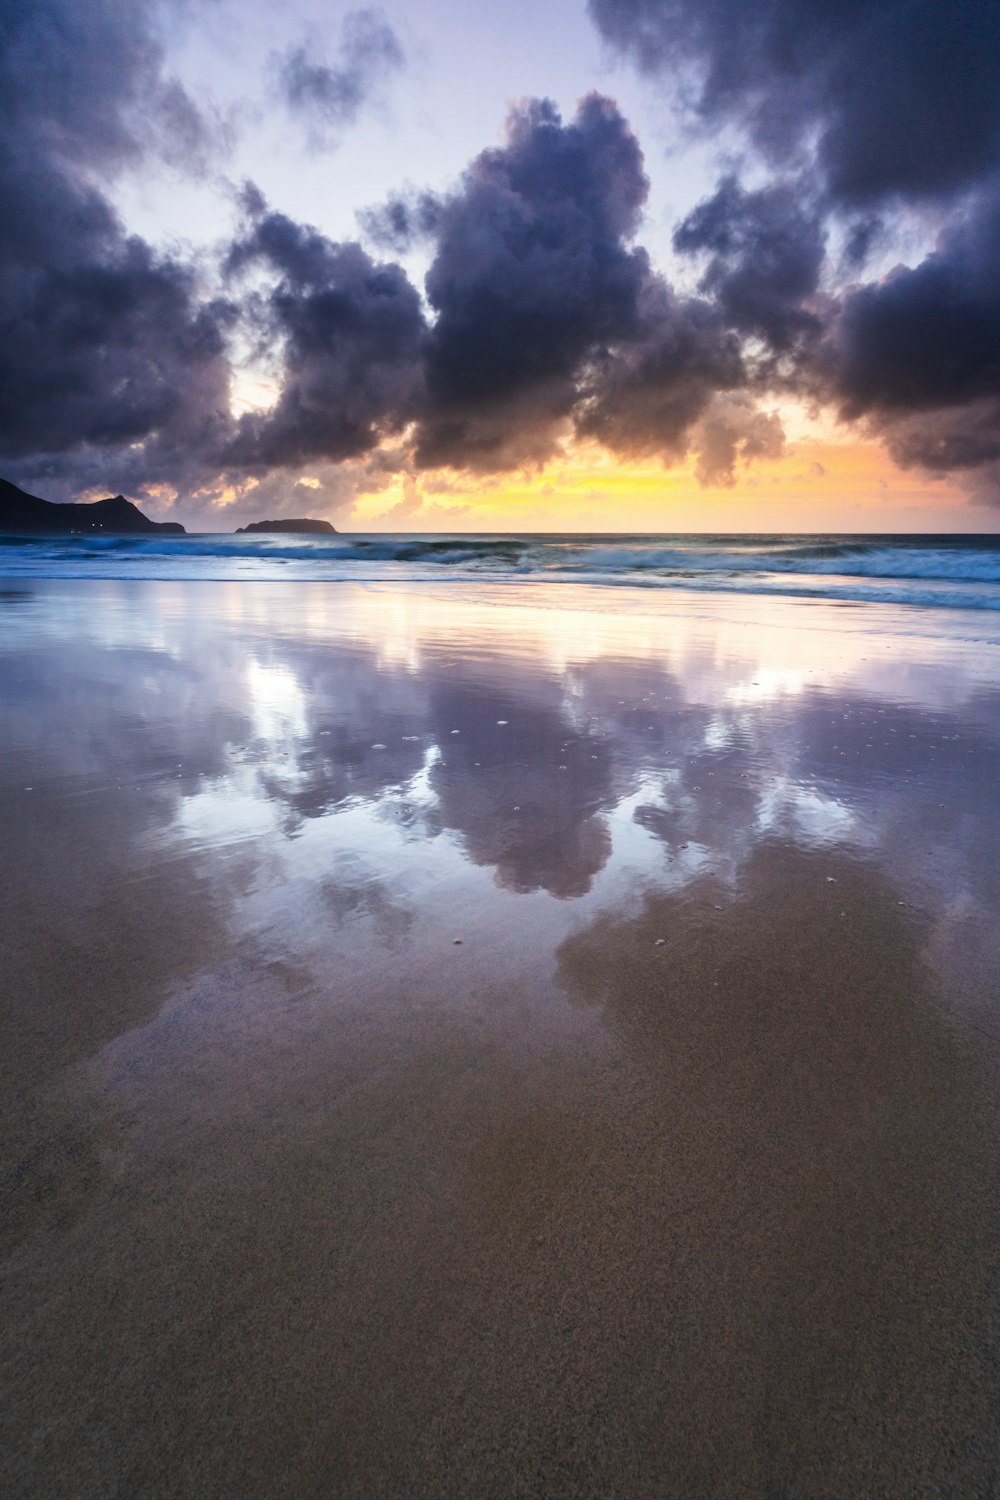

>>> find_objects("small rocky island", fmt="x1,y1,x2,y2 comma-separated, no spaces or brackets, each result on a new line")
0,478,185,533
236,518,337,534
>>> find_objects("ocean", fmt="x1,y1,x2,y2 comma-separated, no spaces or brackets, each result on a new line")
4,531,1000,612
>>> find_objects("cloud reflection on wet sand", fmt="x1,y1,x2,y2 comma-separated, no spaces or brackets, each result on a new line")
2,580,1000,1496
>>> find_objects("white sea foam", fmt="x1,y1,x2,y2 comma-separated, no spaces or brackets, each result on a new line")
3,531,1000,610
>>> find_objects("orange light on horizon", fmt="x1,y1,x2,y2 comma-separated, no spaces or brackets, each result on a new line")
348,431,974,534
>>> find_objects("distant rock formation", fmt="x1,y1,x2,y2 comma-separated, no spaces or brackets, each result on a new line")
0,478,185,534
236,518,337,534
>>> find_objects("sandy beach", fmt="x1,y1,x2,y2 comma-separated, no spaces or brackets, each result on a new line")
3,579,1000,1497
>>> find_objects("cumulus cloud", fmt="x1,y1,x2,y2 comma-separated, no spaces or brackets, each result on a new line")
589,0,1000,210
1,51,784,508
0,0,235,500
15,0,997,516
691,393,784,486
672,176,826,359
804,184,1000,494
593,0,1000,496
829,190,1000,420
0,0,415,511
246,91,775,486
411,93,764,475
411,95,651,470
575,272,743,463
224,205,425,470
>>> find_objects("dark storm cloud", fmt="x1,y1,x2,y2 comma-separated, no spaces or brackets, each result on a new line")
884,404,1000,477
412,94,651,471
592,0,1000,493
277,9,404,144
0,0,220,177
0,149,235,461
665,177,1000,493
830,190,1000,419
4,0,999,509
10,0,771,505
0,0,235,500
0,0,416,505
814,185,1000,491
672,176,826,357
588,0,1000,210
574,275,743,466
411,93,755,476
224,208,425,468
666,173,1000,492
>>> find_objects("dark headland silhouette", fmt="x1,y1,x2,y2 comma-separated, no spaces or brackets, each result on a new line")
236,518,337,534
0,480,338,536
0,478,185,534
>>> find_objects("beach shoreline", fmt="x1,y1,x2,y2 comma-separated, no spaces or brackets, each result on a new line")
3,579,1000,1496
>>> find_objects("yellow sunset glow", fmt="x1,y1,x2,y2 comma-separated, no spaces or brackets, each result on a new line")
349,432,969,534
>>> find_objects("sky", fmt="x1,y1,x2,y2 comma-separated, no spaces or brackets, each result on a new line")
3,0,1000,532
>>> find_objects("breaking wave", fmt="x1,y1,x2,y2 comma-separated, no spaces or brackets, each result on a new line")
4,530,1000,609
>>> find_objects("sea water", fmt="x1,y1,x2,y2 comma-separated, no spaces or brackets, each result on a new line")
4,531,1000,614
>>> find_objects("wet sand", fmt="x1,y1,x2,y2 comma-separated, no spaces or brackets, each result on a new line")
2,580,1000,1497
